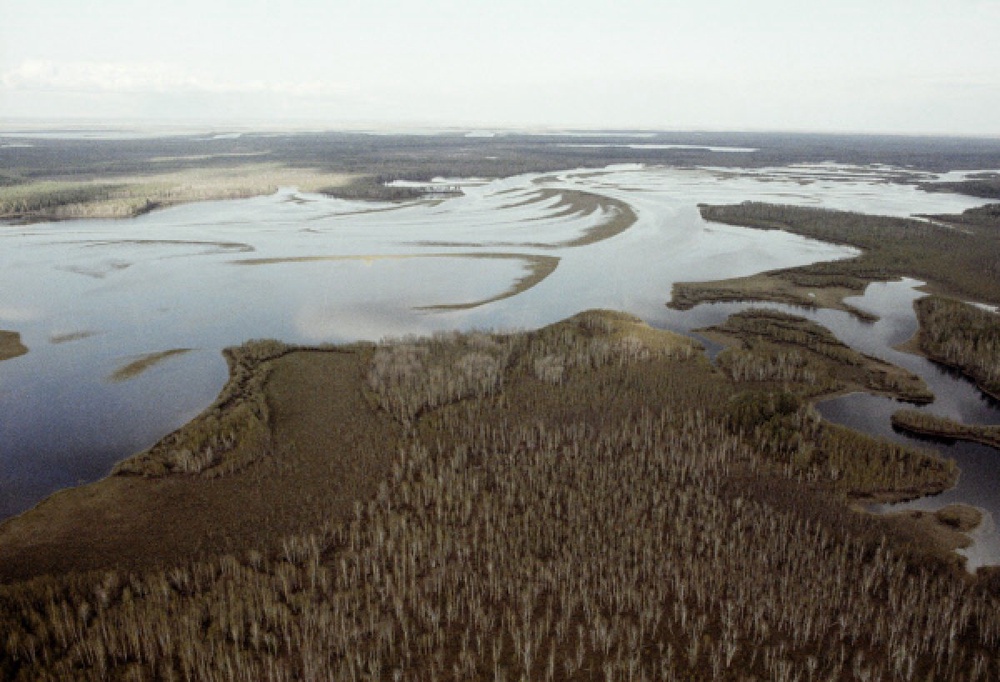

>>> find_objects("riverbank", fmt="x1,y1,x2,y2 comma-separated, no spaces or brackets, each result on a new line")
892,409,1000,450
905,296,1000,402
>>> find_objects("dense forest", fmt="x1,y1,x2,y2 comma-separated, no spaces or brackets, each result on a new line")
2,311,993,680
913,296,1000,399
696,202,1000,305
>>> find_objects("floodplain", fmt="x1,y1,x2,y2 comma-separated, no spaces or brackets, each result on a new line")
3,130,1000,679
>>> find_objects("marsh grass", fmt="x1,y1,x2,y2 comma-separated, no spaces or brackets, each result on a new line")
0,309,991,680
671,271,877,321
112,340,290,477
416,255,560,311
504,188,638,247
884,506,984,559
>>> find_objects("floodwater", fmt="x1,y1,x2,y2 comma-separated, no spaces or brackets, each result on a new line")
1,164,996,566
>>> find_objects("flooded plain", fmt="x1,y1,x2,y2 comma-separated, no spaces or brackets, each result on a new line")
1,163,996,564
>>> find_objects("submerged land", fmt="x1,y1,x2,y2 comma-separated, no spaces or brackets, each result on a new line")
3,130,1000,679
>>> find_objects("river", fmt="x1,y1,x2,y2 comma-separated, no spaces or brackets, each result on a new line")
1,163,996,568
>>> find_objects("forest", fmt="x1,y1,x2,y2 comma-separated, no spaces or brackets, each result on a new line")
1,310,993,680
674,202,1000,311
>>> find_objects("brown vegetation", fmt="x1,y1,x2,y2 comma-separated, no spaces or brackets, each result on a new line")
419,188,638,249
919,176,1000,200
670,272,877,321
113,340,290,477
0,345,403,581
670,202,1000,316
910,295,1000,400
2,309,990,679
49,331,97,345
512,189,638,247
108,349,193,383
887,505,984,555
703,309,934,403
892,409,1000,450
0,330,28,362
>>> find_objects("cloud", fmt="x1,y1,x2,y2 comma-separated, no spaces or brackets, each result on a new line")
0,60,353,98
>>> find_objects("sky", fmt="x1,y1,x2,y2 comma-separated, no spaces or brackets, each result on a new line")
2,0,999,135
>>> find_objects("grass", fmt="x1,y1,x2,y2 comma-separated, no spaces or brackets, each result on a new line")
108,349,193,382
0,309,994,680
0,330,28,362
0,342,402,580
886,505,984,554
670,201,1000,316
919,176,1000,200
113,340,289,477
892,409,1000,449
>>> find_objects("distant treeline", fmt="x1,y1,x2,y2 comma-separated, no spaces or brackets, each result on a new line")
920,176,1000,200
5,130,1000,187
699,202,1000,305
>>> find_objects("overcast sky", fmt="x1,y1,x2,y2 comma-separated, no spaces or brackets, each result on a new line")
2,0,999,135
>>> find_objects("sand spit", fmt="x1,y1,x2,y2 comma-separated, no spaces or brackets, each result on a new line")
232,252,561,310
49,331,98,345
109,349,193,382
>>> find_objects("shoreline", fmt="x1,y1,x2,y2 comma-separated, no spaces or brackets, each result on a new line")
890,410,1000,450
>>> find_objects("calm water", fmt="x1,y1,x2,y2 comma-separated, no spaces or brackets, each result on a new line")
1,164,996,566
